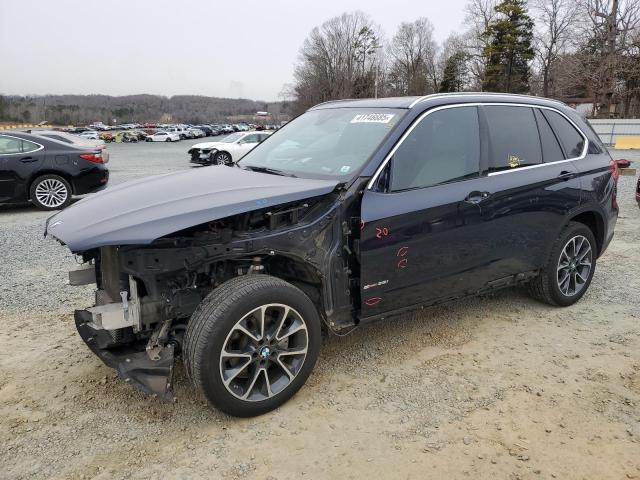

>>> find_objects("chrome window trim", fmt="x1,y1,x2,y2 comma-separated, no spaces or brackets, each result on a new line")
0,133,45,156
367,102,589,190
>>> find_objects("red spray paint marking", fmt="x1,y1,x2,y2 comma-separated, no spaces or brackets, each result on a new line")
364,297,382,306
360,220,365,231
397,258,408,269
375,227,390,239
396,246,409,257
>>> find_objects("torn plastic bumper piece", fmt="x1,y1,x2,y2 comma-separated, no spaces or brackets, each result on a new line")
74,309,174,401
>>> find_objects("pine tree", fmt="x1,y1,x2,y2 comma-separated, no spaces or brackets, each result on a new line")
439,51,469,93
482,0,535,93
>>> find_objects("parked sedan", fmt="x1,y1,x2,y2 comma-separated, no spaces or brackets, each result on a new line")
188,131,272,166
145,132,180,142
0,132,109,210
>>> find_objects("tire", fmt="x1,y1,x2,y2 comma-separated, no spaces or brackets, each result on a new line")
213,151,232,165
29,174,72,210
184,274,321,417
528,221,597,307
146,138,152,142
165,138,171,142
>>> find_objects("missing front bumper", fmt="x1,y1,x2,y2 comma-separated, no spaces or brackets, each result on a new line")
75,310,175,400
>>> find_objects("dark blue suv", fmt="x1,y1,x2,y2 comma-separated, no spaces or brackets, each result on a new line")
47,93,618,416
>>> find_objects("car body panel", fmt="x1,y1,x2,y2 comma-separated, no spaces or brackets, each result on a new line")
46,165,339,252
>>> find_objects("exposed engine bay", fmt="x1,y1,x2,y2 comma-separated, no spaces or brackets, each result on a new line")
66,183,365,399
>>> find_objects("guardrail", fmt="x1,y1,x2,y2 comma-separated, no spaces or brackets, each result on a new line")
588,119,640,149
0,124,74,131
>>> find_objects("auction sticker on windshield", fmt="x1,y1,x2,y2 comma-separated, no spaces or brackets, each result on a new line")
351,113,396,124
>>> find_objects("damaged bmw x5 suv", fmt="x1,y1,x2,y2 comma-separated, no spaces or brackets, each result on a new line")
46,93,618,417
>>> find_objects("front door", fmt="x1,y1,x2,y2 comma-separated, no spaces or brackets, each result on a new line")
236,134,261,159
0,135,44,201
359,105,487,315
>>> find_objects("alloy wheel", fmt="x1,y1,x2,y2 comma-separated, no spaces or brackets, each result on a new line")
557,235,592,296
219,304,309,402
216,153,231,165
34,178,69,208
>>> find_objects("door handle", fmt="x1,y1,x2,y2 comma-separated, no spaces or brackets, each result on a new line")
464,191,492,204
20,156,37,163
558,170,576,181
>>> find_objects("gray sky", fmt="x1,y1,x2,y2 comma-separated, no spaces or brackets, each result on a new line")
0,0,469,101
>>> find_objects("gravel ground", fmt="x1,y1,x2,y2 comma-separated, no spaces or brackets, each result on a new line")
1,145,639,480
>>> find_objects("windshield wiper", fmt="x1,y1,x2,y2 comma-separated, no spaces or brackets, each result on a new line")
241,165,297,177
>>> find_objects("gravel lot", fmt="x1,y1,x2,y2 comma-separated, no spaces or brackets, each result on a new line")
1,144,639,480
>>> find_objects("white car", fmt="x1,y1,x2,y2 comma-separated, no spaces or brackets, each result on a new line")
78,130,99,140
165,126,190,139
146,131,180,142
187,131,272,165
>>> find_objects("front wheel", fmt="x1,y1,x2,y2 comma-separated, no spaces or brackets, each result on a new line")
184,275,321,417
529,222,597,306
165,138,172,142
213,151,232,165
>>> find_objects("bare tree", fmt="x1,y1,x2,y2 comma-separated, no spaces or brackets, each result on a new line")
386,18,439,95
531,0,581,97
291,11,382,112
579,0,640,115
463,0,498,89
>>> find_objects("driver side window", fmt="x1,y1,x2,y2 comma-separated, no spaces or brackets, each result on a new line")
389,106,480,192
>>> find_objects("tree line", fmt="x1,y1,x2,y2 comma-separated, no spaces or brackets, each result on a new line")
287,0,640,118
0,94,288,126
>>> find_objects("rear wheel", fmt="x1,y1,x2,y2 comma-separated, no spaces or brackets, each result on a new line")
165,138,171,142
184,275,321,417
529,222,596,306
30,174,72,210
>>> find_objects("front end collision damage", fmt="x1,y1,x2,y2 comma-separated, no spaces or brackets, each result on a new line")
61,179,366,400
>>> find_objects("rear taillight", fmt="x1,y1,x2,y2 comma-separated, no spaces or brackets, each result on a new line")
609,159,619,210
79,152,103,164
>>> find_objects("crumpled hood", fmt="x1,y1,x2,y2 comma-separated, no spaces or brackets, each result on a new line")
46,166,339,252
190,140,228,151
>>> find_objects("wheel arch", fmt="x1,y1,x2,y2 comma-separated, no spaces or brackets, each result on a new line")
266,254,324,317
568,209,605,257
28,170,75,195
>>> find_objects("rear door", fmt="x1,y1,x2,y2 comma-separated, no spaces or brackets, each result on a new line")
474,105,582,279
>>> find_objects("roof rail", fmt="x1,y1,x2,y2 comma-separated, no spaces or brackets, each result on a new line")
409,92,566,108
309,98,357,109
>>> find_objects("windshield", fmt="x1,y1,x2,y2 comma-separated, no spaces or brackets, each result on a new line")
238,107,405,179
222,132,244,143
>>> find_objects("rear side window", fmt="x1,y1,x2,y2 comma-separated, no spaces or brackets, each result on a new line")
484,106,542,172
21,140,40,153
390,106,480,191
542,110,585,158
0,136,24,154
533,109,564,163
